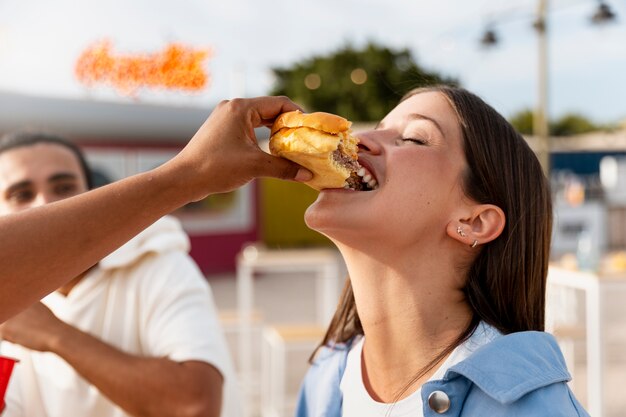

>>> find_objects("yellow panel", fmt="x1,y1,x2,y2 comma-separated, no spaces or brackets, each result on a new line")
259,178,332,247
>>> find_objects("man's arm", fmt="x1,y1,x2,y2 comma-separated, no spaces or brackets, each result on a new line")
0,97,309,321
0,302,223,417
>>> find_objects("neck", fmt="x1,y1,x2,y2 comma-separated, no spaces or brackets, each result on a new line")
337,242,473,402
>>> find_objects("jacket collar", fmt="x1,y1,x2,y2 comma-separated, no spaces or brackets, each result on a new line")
443,331,571,404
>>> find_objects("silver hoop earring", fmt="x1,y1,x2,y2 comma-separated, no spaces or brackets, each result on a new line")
471,240,479,248
457,226,467,237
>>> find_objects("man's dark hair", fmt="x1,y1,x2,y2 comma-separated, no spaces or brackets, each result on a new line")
0,131,94,190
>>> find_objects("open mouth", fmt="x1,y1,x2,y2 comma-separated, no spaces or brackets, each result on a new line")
345,166,378,191
331,145,378,191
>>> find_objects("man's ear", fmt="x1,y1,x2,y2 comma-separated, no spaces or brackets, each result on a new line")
446,204,506,248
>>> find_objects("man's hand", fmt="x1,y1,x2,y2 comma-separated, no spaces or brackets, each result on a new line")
0,302,223,417
166,96,313,202
0,302,66,352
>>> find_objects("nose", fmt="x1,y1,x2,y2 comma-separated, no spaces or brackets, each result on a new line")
32,192,58,207
355,131,383,155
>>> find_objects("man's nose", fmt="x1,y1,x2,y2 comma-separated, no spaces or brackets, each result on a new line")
33,192,57,207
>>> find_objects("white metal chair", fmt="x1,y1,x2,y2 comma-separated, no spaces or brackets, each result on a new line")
260,325,326,417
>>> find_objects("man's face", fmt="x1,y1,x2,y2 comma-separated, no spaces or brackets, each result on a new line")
0,143,88,215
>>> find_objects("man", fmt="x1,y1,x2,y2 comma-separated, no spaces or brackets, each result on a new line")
0,132,241,417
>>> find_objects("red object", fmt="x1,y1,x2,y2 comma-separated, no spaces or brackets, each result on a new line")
0,355,18,410
189,230,257,274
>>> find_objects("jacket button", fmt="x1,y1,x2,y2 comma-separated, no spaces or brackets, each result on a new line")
428,390,450,413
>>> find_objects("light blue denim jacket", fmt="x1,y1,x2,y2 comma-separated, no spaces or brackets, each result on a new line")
295,331,590,417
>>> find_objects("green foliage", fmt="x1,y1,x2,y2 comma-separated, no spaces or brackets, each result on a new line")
509,109,610,136
550,113,600,136
509,109,534,135
270,42,458,121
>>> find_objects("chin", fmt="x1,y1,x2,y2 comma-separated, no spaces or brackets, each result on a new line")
305,207,343,241
304,199,372,246
304,201,329,233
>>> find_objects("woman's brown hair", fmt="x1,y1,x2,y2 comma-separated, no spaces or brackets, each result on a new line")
311,86,553,369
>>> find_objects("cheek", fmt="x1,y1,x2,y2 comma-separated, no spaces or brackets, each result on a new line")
381,169,458,226
0,201,27,215
393,153,461,195
79,179,90,193
0,203,11,215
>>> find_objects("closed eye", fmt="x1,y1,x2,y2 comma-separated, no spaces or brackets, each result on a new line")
398,138,427,146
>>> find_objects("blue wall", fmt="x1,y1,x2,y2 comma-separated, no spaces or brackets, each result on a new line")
552,152,626,176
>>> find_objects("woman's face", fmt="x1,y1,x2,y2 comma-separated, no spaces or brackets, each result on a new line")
305,91,470,247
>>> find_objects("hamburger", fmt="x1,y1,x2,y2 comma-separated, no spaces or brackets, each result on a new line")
269,110,372,191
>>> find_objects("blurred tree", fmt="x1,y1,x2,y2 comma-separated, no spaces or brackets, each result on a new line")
270,42,458,121
550,113,600,136
509,109,613,136
509,109,534,135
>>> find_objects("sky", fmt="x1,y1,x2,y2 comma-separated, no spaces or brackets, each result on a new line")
0,0,625,123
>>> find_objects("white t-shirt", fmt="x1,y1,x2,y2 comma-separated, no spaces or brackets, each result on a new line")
340,322,501,417
1,216,241,417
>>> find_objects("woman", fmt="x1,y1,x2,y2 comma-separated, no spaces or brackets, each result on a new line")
296,86,589,416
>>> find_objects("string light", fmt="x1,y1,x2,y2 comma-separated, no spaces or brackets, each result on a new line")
591,1,617,24
479,28,498,47
350,68,368,85
304,73,321,90
479,0,618,47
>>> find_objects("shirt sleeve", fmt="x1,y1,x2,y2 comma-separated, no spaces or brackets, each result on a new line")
136,251,234,378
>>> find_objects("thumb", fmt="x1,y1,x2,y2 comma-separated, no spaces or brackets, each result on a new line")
254,153,313,182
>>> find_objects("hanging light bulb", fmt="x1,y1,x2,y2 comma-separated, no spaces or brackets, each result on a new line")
480,28,499,47
591,1,617,24
532,17,546,33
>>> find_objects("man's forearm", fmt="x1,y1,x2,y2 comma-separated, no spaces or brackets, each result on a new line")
0,163,190,322
49,322,222,417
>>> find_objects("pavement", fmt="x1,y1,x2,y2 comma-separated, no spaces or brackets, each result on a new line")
207,270,626,417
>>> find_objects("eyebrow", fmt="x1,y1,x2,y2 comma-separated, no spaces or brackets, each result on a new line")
407,113,445,136
48,172,79,183
376,113,446,137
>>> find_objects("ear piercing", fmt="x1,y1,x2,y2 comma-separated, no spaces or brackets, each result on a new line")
458,226,479,248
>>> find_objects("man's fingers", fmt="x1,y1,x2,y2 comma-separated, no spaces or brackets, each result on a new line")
293,168,314,182
253,152,313,182
247,96,302,127
259,118,277,128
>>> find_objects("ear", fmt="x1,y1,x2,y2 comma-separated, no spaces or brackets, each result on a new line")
446,204,506,248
